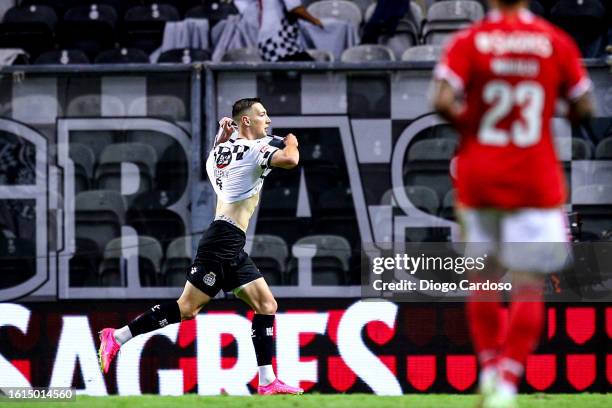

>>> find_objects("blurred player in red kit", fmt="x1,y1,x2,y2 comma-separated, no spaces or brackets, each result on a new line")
431,0,594,407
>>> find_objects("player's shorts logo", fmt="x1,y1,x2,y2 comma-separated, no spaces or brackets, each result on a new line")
203,272,216,286
190,266,198,275
215,146,232,169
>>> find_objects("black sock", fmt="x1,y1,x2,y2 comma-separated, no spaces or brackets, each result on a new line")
128,302,181,337
251,314,275,366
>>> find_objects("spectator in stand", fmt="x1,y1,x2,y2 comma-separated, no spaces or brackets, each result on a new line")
361,0,415,44
258,0,324,62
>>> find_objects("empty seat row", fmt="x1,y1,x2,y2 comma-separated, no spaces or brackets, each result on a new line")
70,233,355,287
0,2,238,58
75,189,185,252
70,141,188,195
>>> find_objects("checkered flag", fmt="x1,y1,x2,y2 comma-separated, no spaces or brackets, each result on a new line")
258,18,302,62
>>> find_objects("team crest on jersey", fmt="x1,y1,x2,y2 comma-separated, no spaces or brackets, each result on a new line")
203,271,216,286
215,146,232,168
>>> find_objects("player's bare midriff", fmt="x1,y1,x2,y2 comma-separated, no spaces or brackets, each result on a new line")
215,192,260,233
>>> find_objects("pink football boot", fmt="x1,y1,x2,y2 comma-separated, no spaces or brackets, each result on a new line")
258,379,304,395
98,328,120,374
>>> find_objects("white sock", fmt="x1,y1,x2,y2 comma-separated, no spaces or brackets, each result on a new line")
258,365,276,386
497,378,517,397
113,326,132,345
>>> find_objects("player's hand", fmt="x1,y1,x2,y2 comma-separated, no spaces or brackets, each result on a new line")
313,18,324,29
216,116,235,145
284,133,298,147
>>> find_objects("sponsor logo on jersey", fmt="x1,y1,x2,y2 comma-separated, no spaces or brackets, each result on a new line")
203,272,216,286
475,31,552,57
215,146,232,168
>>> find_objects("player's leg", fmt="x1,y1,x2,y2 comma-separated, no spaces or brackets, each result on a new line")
99,258,220,374
458,208,504,396
230,254,302,394
235,277,277,384
486,209,569,408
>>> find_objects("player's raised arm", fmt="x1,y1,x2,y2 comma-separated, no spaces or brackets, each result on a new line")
213,117,236,147
270,133,300,169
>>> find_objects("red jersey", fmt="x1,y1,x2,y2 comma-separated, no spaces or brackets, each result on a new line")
434,9,591,209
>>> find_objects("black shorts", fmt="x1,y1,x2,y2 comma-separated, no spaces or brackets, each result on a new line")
186,220,262,297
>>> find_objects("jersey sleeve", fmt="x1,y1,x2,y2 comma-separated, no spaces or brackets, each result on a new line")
433,30,473,92
557,31,591,101
256,142,280,170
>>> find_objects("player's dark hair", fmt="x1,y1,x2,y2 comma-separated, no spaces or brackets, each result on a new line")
232,98,262,122
496,0,524,5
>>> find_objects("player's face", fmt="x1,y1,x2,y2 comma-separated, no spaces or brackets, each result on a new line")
247,103,271,138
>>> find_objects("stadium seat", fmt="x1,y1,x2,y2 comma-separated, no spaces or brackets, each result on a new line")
185,1,239,28
130,95,187,120
341,44,395,62
251,234,288,285
422,0,484,45
95,143,157,202
255,217,312,250
405,185,440,215
75,189,126,252
410,1,424,26
20,0,66,16
401,45,443,62
68,130,115,158
59,4,118,60
123,4,181,54
162,236,192,286
95,47,149,64
572,138,593,160
69,143,95,194
0,5,57,59
144,0,202,16
289,235,351,285
67,94,125,116
403,138,457,200
380,23,419,60
126,190,185,250
221,47,262,62
35,49,90,64
155,143,189,192
99,236,162,287
595,137,612,159
69,237,101,286
440,188,455,220
0,237,36,289
306,49,334,62
307,0,363,26
380,185,444,241
158,48,212,63
125,130,175,159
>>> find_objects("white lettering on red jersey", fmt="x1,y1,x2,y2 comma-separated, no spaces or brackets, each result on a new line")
434,9,591,209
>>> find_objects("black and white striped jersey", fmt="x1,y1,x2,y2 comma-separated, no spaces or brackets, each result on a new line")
206,136,279,203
